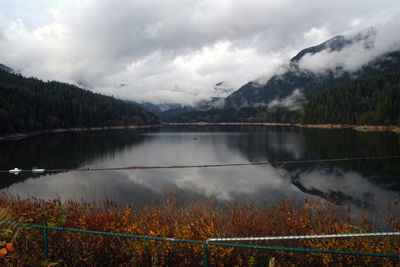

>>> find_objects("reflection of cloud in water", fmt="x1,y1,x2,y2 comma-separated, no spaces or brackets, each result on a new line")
126,166,306,202
267,131,306,160
296,167,400,207
6,164,308,206
5,171,164,205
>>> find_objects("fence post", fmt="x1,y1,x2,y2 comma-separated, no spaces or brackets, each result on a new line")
43,227,48,262
203,241,208,267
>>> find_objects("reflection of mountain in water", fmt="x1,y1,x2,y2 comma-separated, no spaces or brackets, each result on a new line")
0,128,158,189
220,126,400,207
303,129,400,188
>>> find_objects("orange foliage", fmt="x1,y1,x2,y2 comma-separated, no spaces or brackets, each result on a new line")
5,243,14,253
0,192,398,265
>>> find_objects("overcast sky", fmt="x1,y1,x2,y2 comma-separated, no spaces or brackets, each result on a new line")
1,0,400,105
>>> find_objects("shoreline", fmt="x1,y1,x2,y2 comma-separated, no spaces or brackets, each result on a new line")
164,122,400,134
0,124,161,142
1,122,399,142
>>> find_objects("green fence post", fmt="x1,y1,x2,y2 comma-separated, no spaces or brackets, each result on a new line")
43,227,48,262
203,241,208,267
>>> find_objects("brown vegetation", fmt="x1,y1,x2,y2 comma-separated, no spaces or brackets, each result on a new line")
0,192,399,266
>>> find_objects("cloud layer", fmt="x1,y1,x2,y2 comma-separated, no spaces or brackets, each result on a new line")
1,0,400,104
298,26,400,74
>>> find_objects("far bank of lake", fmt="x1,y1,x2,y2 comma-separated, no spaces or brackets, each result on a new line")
0,124,161,142
1,122,399,142
166,122,400,134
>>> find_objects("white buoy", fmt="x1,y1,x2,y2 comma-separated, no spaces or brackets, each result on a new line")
32,168,45,173
9,168,22,175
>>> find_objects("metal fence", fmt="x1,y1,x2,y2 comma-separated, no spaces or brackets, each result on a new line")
1,221,400,266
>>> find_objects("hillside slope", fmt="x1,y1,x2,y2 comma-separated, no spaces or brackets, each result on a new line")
302,72,400,125
0,70,159,134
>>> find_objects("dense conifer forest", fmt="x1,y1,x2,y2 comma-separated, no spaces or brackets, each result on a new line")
0,70,159,133
302,72,400,125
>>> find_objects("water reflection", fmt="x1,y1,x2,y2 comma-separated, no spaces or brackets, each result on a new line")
1,126,399,208
0,129,156,188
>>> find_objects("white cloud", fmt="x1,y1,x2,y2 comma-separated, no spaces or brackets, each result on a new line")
95,41,283,104
304,27,330,45
298,20,400,74
267,89,306,111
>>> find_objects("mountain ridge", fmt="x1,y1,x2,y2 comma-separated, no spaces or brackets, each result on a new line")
224,31,400,109
0,63,14,73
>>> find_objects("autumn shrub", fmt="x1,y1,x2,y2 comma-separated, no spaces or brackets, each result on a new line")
0,206,31,266
0,192,398,266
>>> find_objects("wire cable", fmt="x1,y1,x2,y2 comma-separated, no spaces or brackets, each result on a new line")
1,155,399,174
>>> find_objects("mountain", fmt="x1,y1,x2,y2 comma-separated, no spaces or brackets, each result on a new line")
135,80,232,116
135,97,227,121
290,35,349,63
0,63,13,73
212,81,234,97
133,101,186,114
193,97,225,110
0,69,159,134
224,32,400,109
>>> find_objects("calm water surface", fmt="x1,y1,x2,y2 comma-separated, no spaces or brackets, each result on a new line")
1,125,399,208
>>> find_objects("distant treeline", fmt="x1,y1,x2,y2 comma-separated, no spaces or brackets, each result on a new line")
0,70,159,133
164,72,400,125
161,106,301,123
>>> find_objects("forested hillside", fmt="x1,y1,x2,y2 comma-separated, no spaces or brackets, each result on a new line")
162,106,301,123
302,72,400,125
0,70,159,133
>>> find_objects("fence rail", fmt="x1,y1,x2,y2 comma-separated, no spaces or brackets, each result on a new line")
1,221,400,266
207,231,400,242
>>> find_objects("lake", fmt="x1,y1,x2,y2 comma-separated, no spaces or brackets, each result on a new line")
1,125,399,208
